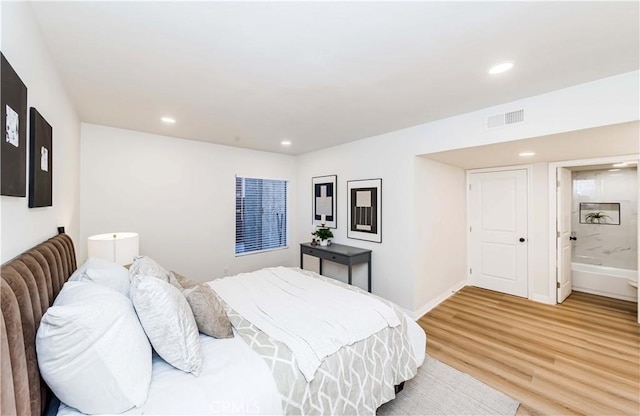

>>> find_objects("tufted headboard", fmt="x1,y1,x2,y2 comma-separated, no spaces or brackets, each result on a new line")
1,232,76,416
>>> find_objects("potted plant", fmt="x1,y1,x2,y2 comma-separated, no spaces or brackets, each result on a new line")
313,227,334,246
584,211,611,224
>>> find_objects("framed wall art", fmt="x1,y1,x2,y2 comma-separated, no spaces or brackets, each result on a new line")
312,174,337,228
347,178,381,243
1,53,28,197
29,108,53,208
579,202,620,225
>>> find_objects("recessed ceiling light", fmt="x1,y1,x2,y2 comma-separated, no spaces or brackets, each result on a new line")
488,62,514,75
281,140,292,146
161,117,176,124
519,151,535,157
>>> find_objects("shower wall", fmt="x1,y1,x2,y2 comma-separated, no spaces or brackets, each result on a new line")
571,167,637,270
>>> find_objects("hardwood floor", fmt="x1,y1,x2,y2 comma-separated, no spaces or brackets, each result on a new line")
418,286,639,415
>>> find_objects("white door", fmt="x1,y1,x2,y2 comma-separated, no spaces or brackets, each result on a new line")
469,169,528,297
556,167,573,303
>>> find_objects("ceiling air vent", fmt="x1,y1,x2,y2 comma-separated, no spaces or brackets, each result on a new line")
485,109,525,129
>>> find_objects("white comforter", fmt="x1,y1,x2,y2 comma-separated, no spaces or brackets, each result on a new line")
210,266,401,381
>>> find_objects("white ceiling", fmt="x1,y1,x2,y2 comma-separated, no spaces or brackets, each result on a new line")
422,121,639,170
29,1,639,155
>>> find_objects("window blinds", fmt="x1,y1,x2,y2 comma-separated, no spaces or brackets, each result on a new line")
235,176,288,255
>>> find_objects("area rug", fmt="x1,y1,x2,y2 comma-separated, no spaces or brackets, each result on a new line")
377,356,520,416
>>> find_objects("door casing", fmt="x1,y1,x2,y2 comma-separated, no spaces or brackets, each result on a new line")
556,167,572,303
548,154,640,307
467,165,533,299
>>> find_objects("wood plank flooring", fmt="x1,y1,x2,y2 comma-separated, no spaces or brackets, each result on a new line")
418,286,639,415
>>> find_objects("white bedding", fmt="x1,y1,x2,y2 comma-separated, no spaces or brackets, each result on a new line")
57,331,284,416
409,317,426,367
57,269,426,416
57,319,425,416
210,266,401,381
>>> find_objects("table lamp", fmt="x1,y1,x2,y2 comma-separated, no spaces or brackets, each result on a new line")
87,232,139,266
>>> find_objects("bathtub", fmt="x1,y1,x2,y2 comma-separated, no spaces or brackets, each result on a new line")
571,262,638,302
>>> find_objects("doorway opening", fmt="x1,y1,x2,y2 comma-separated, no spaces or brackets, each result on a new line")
549,155,639,304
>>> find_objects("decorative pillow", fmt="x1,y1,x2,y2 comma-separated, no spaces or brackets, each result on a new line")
68,257,130,296
129,256,172,283
170,271,199,290
130,274,202,375
36,281,152,414
183,284,234,339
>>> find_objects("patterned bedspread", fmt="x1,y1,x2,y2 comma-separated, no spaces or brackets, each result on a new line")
221,268,417,416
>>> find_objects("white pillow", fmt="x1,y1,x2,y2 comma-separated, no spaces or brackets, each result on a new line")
130,274,202,375
68,257,130,296
36,281,152,414
129,255,172,283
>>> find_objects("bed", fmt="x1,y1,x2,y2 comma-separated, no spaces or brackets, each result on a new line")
1,232,425,415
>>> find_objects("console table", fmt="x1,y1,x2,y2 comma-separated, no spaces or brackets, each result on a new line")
300,242,372,292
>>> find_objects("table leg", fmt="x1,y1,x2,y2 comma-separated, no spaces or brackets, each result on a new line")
300,251,303,269
319,259,323,275
348,264,352,285
368,260,372,293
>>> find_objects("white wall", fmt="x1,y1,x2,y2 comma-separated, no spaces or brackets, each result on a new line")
297,71,638,316
80,124,298,282
0,2,81,262
413,157,467,315
411,72,639,155
530,163,550,300
296,138,417,309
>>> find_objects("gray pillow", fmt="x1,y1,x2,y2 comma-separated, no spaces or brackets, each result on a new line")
170,271,199,290
182,284,234,339
130,275,202,375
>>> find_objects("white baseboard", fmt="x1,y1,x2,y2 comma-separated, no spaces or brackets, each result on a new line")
410,280,467,321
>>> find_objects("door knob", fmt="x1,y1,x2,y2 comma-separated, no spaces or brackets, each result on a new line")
519,238,526,242
569,236,577,241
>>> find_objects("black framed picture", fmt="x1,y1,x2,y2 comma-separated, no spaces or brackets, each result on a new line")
1,53,28,197
312,174,337,228
347,178,382,243
29,108,53,208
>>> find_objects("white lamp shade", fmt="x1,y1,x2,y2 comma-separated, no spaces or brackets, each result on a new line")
88,232,139,266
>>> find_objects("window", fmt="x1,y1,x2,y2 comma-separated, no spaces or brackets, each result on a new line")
235,176,288,255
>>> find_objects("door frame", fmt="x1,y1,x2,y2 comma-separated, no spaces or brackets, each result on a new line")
467,164,534,300
547,154,639,305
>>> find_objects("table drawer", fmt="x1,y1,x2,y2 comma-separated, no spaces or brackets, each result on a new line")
301,246,349,265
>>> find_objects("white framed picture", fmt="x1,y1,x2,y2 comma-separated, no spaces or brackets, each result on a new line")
347,178,381,243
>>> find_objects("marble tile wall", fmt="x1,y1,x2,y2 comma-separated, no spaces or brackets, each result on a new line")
571,167,637,270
